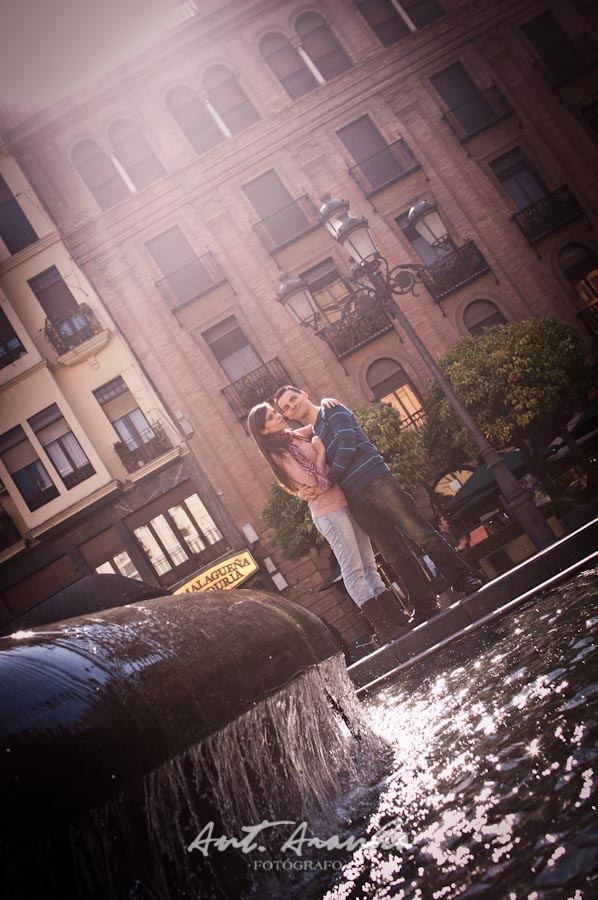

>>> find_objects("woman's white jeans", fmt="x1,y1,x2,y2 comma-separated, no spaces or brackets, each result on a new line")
312,506,386,607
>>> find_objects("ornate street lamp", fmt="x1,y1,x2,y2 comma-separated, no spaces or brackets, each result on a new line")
407,199,450,249
276,197,555,550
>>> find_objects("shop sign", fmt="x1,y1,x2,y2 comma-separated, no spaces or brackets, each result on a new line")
175,550,259,594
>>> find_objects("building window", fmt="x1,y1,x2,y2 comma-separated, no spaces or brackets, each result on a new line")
146,226,217,306
28,404,95,489
202,316,262,382
202,65,259,135
431,63,508,139
522,12,595,87
337,117,412,194
489,148,546,210
260,32,318,99
0,424,59,511
28,265,98,351
243,170,315,250
72,139,130,211
300,258,348,324
128,488,225,582
366,358,424,427
93,376,170,471
396,211,454,265
357,0,442,45
463,299,507,335
0,306,26,368
79,526,143,580
559,244,598,309
295,13,352,81
0,174,37,253
166,86,225,155
109,119,165,190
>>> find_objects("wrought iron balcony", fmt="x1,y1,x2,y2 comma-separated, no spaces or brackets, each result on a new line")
512,185,584,244
221,357,291,419
348,139,421,197
419,241,491,301
443,86,513,141
0,505,20,551
578,300,598,342
156,252,228,310
534,33,598,88
253,195,319,253
114,422,173,473
323,305,394,359
400,409,427,433
43,304,103,355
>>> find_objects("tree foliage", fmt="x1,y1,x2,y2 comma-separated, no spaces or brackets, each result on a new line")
354,404,429,491
261,483,325,561
424,318,593,458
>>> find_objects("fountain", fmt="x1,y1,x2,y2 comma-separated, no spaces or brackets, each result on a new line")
1,568,596,898
0,590,371,899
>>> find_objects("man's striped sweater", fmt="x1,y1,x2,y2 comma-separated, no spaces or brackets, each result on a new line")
313,403,390,500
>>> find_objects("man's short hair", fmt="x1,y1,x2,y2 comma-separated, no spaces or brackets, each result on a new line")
272,384,301,408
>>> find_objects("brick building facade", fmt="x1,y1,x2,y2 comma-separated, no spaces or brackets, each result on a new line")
1,0,597,642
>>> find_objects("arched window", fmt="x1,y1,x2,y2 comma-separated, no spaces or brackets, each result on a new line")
463,299,506,335
366,358,423,429
558,243,598,309
71,140,129,211
166,86,225,155
109,120,165,190
356,0,411,46
203,66,259,135
295,13,352,81
260,32,317,99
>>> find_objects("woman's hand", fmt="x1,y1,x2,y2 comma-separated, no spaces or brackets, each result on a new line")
320,397,340,409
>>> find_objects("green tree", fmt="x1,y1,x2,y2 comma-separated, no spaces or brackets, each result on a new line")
261,483,325,561
424,318,596,492
354,404,429,491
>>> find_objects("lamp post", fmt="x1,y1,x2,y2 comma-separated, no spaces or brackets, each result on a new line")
276,197,555,550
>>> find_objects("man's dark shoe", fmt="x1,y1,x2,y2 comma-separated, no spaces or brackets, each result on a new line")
452,574,484,597
375,589,412,627
408,602,442,628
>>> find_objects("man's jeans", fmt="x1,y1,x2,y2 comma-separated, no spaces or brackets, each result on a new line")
312,506,386,607
349,474,470,609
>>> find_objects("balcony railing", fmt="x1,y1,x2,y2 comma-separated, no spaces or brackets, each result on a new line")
534,34,598,88
323,305,394,359
0,506,20,551
156,252,228,311
420,241,491,301
443,86,513,141
579,300,598,342
43,304,103,355
512,185,584,244
400,409,427,433
253,195,319,253
348,139,421,197
114,422,173,473
221,357,291,419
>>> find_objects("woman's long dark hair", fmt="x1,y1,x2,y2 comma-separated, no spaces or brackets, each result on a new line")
247,403,300,494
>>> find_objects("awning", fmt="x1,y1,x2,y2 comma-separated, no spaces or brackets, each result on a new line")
446,449,526,518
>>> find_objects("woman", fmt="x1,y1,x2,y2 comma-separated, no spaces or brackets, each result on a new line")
247,402,408,642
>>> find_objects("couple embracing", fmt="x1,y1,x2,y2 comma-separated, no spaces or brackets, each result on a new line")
248,385,482,648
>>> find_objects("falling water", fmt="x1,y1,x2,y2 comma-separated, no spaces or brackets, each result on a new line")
4,654,376,900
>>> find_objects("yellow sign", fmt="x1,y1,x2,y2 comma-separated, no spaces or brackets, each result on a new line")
175,550,259,594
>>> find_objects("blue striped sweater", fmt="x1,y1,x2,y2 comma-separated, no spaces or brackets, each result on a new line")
313,404,390,500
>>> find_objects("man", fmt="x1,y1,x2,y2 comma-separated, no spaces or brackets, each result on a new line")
274,386,483,627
